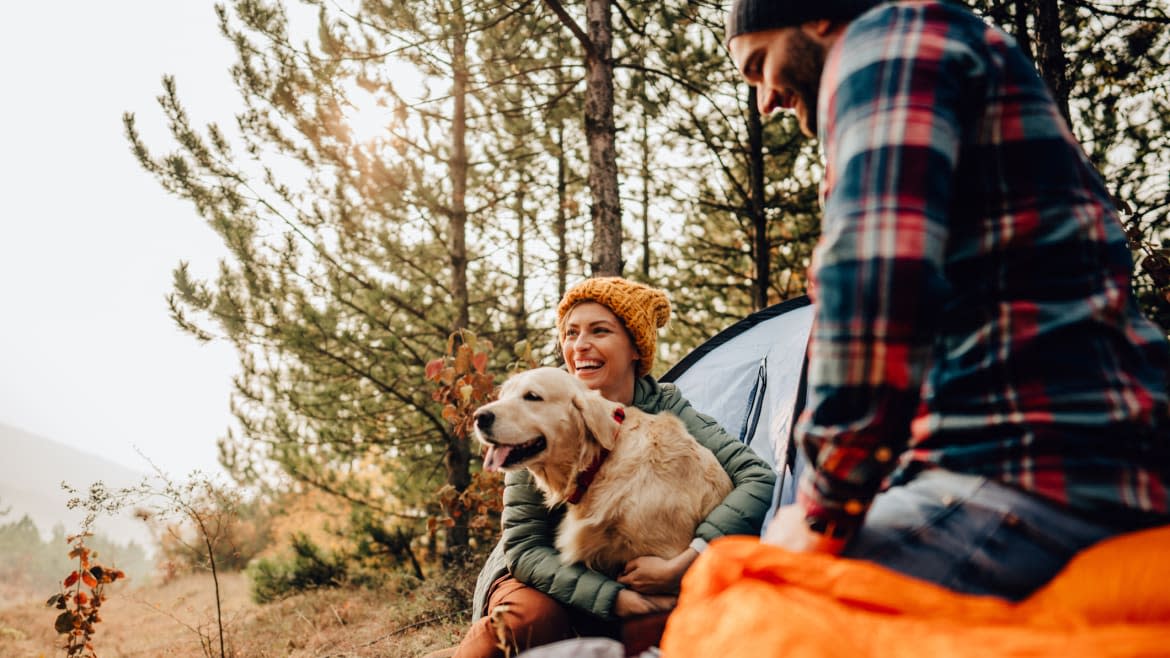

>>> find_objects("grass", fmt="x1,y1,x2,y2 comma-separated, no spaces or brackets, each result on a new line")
0,569,472,657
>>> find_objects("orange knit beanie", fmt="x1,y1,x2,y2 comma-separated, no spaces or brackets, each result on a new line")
557,277,671,376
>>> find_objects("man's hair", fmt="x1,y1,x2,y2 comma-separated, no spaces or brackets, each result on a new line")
726,0,884,43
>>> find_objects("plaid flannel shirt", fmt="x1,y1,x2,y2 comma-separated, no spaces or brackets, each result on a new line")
796,0,1170,538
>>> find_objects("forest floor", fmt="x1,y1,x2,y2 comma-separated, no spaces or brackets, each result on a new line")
0,569,470,658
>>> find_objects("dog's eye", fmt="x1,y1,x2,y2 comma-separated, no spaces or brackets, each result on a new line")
523,391,542,402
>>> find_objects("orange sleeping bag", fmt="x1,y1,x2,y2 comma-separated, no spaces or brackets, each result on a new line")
661,526,1170,658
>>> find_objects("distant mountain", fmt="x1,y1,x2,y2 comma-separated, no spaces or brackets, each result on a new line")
0,422,155,552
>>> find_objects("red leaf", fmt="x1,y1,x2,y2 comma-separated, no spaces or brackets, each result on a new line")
64,572,79,588
75,592,89,606
81,571,97,588
472,351,488,374
425,358,445,381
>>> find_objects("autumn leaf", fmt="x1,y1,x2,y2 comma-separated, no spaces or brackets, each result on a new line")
455,344,472,373
425,358,445,381
472,352,488,374
64,572,79,588
459,384,474,403
81,571,97,588
75,592,89,606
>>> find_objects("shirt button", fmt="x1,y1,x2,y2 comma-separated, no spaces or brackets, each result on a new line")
874,447,893,463
844,500,864,515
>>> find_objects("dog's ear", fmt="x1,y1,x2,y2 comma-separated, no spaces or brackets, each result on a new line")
573,389,621,450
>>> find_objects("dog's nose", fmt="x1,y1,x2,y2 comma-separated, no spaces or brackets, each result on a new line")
475,410,494,432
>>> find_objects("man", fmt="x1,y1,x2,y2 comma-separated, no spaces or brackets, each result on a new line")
728,0,1170,599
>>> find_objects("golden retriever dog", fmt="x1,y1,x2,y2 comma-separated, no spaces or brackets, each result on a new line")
473,367,733,577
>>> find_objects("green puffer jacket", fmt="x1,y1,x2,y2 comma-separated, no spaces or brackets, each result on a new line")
470,375,777,622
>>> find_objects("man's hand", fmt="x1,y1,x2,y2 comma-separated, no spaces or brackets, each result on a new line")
614,589,678,618
617,548,698,594
762,503,848,554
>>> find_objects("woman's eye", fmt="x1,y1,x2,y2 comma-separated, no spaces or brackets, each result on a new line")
523,391,542,402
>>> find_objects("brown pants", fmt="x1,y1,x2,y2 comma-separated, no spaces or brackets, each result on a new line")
452,576,667,658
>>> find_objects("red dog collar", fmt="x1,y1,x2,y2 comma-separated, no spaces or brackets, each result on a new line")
567,406,624,505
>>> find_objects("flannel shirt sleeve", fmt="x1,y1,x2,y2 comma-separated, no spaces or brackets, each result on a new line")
796,7,971,537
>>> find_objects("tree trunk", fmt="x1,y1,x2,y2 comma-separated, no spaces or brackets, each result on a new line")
1012,0,1035,62
584,0,623,276
1034,0,1072,125
515,188,529,347
445,0,471,557
748,88,769,311
640,102,652,280
556,123,569,298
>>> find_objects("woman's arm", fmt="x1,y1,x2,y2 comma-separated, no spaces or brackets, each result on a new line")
661,383,777,543
618,382,776,593
500,469,626,620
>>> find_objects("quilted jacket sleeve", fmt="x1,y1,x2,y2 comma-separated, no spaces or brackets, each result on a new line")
501,469,624,620
653,382,777,545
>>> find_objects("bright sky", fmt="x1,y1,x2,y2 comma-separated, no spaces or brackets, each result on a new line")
0,2,245,477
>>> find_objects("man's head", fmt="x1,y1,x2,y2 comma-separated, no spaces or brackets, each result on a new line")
726,0,882,136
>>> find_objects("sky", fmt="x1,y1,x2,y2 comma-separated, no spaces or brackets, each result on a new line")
0,2,247,478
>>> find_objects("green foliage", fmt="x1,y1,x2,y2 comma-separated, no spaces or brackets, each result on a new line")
248,533,348,604
0,516,151,594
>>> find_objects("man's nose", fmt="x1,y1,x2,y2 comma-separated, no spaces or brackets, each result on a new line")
757,87,779,115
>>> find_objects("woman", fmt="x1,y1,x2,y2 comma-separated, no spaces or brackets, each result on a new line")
451,277,775,658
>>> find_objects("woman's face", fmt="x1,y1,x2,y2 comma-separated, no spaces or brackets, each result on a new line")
561,302,640,404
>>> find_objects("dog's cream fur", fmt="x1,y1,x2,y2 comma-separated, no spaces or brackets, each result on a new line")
474,367,732,576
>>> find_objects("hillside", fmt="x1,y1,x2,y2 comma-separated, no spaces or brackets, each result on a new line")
0,422,154,550
0,570,469,657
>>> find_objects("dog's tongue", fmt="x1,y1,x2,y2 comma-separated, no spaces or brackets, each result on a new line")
482,444,513,472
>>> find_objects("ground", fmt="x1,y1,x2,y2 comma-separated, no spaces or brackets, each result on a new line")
0,571,469,657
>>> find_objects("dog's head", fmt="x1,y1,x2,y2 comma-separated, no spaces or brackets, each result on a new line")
473,367,623,476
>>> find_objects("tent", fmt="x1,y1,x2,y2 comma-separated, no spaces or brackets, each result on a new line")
660,295,814,511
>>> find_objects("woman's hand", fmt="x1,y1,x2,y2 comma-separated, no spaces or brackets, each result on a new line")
617,548,698,594
614,589,678,618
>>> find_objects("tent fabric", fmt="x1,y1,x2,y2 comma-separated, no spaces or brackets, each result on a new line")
661,296,813,472
660,526,1170,658
662,296,814,517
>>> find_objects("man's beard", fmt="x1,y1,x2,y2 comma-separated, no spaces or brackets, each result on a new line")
781,30,827,137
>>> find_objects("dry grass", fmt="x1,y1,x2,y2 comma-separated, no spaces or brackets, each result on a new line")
0,570,471,658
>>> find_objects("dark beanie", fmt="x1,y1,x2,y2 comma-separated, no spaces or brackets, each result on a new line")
725,0,884,42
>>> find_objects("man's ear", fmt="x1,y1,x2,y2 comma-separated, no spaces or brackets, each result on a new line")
802,18,848,44
573,389,620,451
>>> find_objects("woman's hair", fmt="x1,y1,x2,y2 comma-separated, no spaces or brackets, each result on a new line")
556,277,671,377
